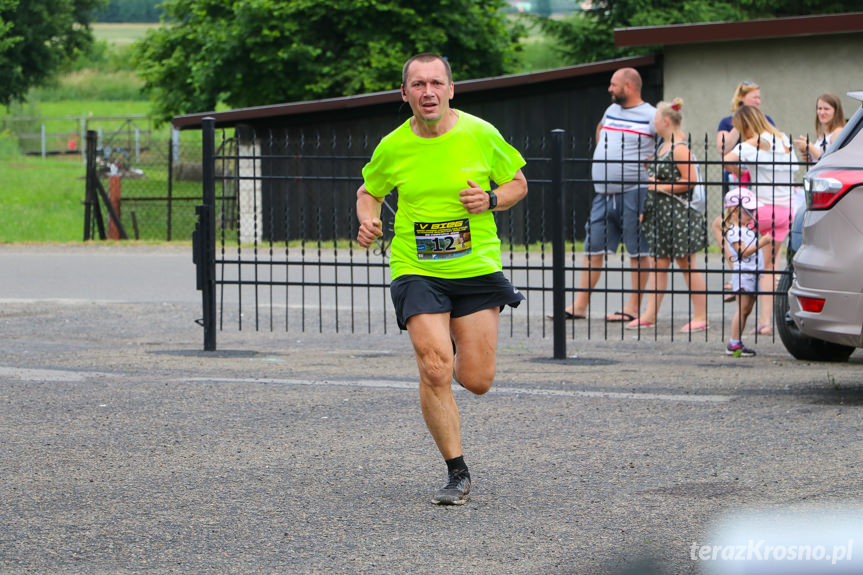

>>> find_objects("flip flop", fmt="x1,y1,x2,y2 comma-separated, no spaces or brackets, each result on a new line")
546,311,587,320
625,319,653,330
606,311,636,322
723,283,737,302
750,325,773,335
680,321,710,333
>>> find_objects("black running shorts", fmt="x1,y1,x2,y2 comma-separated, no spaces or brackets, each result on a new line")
389,271,525,331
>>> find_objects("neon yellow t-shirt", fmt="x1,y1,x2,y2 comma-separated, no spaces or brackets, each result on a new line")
362,111,526,280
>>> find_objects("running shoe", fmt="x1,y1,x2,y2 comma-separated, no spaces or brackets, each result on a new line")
432,470,471,505
726,342,756,357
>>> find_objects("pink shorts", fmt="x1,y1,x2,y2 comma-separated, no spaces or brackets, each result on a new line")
756,204,792,243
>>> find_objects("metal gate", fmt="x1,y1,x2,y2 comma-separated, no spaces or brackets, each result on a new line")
194,118,802,355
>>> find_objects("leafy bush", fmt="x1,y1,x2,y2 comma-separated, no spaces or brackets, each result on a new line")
66,41,138,74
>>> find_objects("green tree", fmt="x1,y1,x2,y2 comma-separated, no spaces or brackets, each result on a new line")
135,0,524,124
537,0,861,65
0,0,106,106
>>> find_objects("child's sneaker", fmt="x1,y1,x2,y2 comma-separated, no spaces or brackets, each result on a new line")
726,341,756,357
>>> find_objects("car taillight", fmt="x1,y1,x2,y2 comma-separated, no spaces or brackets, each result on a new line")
798,296,825,313
804,169,863,210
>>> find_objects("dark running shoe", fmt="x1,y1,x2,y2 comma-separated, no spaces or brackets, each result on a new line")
726,342,756,357
432,471,471,506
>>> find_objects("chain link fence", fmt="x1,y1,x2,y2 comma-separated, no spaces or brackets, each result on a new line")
3,114,203,242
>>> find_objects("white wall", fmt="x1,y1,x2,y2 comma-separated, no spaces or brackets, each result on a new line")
661,33,863,189
238,141,262,244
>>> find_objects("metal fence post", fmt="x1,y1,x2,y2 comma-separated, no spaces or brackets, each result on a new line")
195,117,217,351
167,138,174,242
84,130,96,240
83,130,107,241
550,129,567,359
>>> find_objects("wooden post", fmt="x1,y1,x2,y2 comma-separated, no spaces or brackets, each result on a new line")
108,176,122,240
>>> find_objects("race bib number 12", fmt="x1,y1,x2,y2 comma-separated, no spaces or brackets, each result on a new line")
414,219,472,260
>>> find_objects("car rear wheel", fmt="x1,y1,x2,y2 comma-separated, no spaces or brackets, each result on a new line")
774,269,855,362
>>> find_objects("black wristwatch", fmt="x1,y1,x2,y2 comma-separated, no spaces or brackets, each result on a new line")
486,190,498,210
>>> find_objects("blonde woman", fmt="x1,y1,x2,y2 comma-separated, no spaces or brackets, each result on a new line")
714,81,776,298
628,98,708,332
716,81,775,157
794,93,845,163
723,105,798,335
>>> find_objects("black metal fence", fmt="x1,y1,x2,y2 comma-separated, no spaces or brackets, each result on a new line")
194,119,810,354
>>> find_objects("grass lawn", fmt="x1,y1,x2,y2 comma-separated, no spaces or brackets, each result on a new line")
91,23,158,46
0,155,90,242
0,18,567,244
27,100,151,118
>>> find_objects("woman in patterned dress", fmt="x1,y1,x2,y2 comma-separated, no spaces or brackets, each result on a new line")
628,98,709,332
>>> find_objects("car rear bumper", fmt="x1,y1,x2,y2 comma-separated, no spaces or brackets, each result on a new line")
789,281,863,348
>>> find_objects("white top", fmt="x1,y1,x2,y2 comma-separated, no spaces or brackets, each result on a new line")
815,131,835,156
592,102,657,194
733,132,799,207
726,225,763,272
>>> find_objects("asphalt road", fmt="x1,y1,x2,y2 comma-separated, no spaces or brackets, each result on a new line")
1,244,862,574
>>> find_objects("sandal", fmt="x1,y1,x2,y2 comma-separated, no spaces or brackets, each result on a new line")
625,319,654,330
546,310,586,320
606,311,636,322
680,321,710,333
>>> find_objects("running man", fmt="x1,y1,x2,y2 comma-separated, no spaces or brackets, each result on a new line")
356,53,528,505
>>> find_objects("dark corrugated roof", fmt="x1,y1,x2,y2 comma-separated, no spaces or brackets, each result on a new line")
171,54,656,130
615,12,863,48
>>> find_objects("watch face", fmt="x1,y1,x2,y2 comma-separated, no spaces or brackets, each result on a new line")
488,191,498,209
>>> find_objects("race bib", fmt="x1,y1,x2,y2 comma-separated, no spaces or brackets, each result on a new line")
414,219,472,260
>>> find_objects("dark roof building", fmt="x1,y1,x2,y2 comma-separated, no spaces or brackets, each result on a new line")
173,55,662,244
613,12,863,148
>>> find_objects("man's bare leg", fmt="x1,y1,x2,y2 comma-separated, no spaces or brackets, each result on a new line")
450,307,499,396
563,253,605,317
407,312,462,460
407,310,501,505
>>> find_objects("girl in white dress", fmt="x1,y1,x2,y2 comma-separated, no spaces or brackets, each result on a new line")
722,188,772,357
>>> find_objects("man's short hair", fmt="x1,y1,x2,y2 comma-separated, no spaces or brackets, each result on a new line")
618,67,642,93
402,53,453,86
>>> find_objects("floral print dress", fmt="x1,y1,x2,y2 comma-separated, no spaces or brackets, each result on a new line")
641,142,708,259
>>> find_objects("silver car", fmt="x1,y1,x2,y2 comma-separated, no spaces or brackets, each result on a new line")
783,91,863,361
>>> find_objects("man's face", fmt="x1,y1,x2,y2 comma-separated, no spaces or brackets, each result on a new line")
402,59,453,125
608,71,627,105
